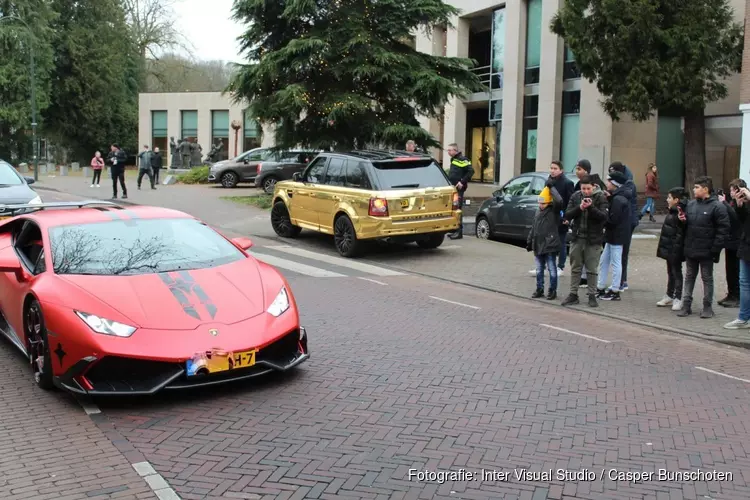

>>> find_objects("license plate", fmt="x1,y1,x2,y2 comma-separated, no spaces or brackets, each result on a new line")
186,348,257,376
401,199,409,208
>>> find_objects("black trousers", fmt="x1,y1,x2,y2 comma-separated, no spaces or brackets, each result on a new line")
111,166,127,196
682,258,714,307
620,224,636,285
153,168,161,184
725,248,740,298
92,169,102,184
137,167,154,188
666,258,683,299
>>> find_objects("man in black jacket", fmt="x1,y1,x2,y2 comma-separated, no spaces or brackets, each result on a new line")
609,162,639,290
446,143,474,240
677,176,730,318
596,171,632,301
547,161,575,272
724,181,750,328
107,143,128,199
152,147,163,185
561,175,609,307
718,184,741,307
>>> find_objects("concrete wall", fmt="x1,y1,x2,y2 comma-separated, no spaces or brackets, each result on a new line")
138,92,275,166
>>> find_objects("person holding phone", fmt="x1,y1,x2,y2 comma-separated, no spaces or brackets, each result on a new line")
717,185,741,308
723,180,750,328
655,187,689,310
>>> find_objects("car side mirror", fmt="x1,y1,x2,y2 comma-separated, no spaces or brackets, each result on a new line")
292,172,301,182
231,237,253,250
24,176,35,185
0,252,24,281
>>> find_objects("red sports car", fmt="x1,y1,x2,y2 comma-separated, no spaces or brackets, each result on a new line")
0,201,309,395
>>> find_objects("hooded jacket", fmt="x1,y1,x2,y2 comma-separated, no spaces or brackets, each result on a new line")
735,202,750,261
683,195,731,260
657,197,688,262
547,174,575,230
604,185,632,245
526,187,563,256
565,189,609,246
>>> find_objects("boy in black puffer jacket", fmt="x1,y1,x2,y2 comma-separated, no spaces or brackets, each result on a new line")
677,176,730,318
527,184,563,300
656,187,688,311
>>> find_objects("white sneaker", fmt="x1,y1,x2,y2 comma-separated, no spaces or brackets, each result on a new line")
529,269,538,275
671,299,682,311
723,319,750,329
558,268,565,276
90,184,94,188
96,184,100,187
656,295,673,307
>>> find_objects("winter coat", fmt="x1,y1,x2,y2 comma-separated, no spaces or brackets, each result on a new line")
723,200,741,251
735,202,750,261
623,179,639,228
645,171,659,197
152,152,163,169
526,187,563,256
565,190,609,246
548,174,575,230
90,156,104,170
604,185,632,246
683,195,731,261
656,201,687,262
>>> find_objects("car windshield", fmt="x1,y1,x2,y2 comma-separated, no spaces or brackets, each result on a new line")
49,218,245,276
0,161,24,186
372,159,450,189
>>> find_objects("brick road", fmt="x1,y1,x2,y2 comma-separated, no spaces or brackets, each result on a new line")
1,181,750,499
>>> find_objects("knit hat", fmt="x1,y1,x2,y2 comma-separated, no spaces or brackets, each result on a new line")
607,171,628,187
576,159,591,173
538,186,553,204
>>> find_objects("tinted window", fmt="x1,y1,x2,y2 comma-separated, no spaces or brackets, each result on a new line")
304,157,326,183
0,161,24,186
528,177,544,195
345,161,369,189
49,218,245,276
371,159,450,189
503,176,532,196
324,158,346,186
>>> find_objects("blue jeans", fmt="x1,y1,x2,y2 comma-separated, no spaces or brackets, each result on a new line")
739,259,750,321
557,226,568,269
641,197,655,215
597,243,623,292
536,253,558,291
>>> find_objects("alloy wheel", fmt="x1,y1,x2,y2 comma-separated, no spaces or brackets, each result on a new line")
476,218,491,239
221,172,237,188
334,217,354,254
263,177,277,194
271,202,299,237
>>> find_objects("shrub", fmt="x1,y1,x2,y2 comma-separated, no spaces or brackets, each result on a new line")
177,166,210,184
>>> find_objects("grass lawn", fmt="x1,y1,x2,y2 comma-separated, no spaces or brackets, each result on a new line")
221,194,274,210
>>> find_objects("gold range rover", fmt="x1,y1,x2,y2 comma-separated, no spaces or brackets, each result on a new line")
269,151,461,257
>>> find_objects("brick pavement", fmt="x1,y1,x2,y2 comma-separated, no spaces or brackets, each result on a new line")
31,174,750,348
89,274,750,500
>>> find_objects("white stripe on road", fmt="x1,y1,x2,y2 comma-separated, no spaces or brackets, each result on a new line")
540,323,611,343
251,252,347,277
358,277,388,286
694,366,750,384
440,245,462,249
76,397,101,415
132,461,182,499
266,245,405,276
429,296,480,310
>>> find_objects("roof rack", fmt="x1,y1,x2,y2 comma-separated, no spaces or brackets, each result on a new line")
0,200,124,215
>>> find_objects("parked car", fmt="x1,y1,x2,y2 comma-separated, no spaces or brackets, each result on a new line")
0,160,42,220
269,151,461,257
209,148,320,188
254,152,318,194
474,171,579,242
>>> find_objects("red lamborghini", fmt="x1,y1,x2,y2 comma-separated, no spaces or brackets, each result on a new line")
0,201,309,395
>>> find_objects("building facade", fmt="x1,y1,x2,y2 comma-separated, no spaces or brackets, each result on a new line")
417,0,745,196
137,92,276,167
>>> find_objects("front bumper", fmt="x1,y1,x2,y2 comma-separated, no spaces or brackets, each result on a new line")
355,211,461,240
53,327,310,395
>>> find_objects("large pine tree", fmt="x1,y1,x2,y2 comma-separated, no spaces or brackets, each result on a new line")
551,0,743,188
227,0,484,150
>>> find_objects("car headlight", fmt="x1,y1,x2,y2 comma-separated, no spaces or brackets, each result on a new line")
28,195,42,205
266,287,290,317
75,311,136,337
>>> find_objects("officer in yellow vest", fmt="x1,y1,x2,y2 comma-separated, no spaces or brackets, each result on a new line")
446,143,474,239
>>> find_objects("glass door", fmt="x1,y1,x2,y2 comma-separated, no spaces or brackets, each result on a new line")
470,126,497,183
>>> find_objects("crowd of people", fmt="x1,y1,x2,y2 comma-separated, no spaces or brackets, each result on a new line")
526,158,750,328
89,143,163,199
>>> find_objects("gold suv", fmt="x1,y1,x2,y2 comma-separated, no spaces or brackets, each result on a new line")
270,151,461,257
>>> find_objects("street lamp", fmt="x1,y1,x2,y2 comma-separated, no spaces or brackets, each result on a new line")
0,15,39,181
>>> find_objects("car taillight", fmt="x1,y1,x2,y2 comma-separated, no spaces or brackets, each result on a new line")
368,197,389,217
257,163,263,174
452,192,460,210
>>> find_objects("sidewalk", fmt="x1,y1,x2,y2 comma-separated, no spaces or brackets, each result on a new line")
32,174,750,349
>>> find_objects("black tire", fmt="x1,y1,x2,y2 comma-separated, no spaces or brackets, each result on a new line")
416,233,445,249
475,215,491,239
263,176,280,194
333,214,362,258
220,171,239,188
26,299,54,390
271,200,302,238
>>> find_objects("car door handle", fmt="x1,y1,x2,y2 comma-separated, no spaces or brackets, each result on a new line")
518,204,528,208
332,195,340,201
286,190,294,197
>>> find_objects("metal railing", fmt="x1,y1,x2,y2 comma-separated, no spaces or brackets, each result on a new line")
471,65,491,88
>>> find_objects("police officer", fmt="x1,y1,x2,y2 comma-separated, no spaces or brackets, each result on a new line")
446,143,474,240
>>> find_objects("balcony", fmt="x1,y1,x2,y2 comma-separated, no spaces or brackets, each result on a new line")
471,65,491,89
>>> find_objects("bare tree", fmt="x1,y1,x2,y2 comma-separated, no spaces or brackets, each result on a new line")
145,53,236,92
122,0,193,59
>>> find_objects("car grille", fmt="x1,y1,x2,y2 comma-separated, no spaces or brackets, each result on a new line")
84,357,183,393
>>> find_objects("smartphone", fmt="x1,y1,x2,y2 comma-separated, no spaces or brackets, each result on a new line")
717,189,725,197
584,198,592,203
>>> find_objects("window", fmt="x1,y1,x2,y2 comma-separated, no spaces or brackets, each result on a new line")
323,158,346,186
0,161,26,185
243,109,261,151
303,157,327,183
246,149,273,162
524,0,542,84
180,110,198,140
563,44,581,80
502,176,532,196
528,177,545,196
489,7,506,92
345,161,370,189
49,218,245,276
211,110,229,162
560,90,581,173
151,111,168,155
521,96,539,173
370,159,451,189
13,220,44,274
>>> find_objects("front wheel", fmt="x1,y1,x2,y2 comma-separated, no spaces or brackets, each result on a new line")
416,233,445,249
333,215,362,257
26,299,54,390
220,171,239,188
475,216,491,240
271,201,302,238
263,176,279,194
